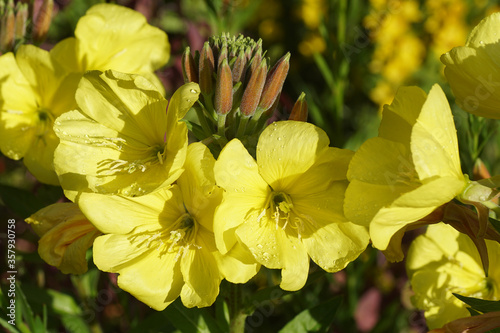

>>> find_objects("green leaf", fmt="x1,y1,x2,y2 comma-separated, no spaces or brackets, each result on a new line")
60,314,91,333
278,296,342,333
0,317,21,333
162,299,224,333
215,297,230,333
15,282,35,330
21,284,82,316
454,294,500,313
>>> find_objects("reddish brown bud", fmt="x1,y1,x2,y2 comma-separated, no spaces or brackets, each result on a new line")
33,0,53,43
258,52,290,111
289,92,308,121
240,59,267,116
248,47,262,78
0,0,15,52
231,48,247,84
215,58,233,115
199,41,215,95
182,47,198,83
217,43,228,70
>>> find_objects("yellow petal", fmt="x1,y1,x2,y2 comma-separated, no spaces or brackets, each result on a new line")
0,52,38,160
256,121,330,191
26,202,100,274
54,71,188,195
167,82,200,120
78,187,175,234
94,234,183,311
180,228,221,308
379,86,427,144
370,176,467,255
23,128,60,185
441,13,500,119
287,147,353,196
74,3,170,73
178,142,221,232
214,139,269,253
235,215,309,291
411,84,463,181
345,137,418,225
302,221,369,272
215,242,260,284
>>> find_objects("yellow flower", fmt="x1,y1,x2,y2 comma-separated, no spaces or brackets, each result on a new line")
0,45,79,184
26,202,101,275
344,84,468,261
441,12,500,118
214,121,369,291
50,3,169,92
53,70,200,196
78,143,258,310
407,223,500,329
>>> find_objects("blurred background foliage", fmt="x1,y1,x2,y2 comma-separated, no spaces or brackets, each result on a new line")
2,0,500,332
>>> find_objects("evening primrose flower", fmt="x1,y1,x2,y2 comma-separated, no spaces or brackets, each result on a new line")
344,84,470,261
50,3,169,92
0,45,79,184
78,143,259,310
53,70,200,196
441,13,500,118
26,202,101,275
407,223,500,329
214,121,369,291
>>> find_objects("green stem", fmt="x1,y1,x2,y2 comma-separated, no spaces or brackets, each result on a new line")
229,283,247,333
245,107,265,135
236,115,250,139
194,104,215,137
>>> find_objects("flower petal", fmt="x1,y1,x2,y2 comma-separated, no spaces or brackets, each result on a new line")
370,176,466,255
78,187,176,234
379,86,427,144
411,84,463,181
257,121,330,192
302,221,369,272
178,142,221,232
180,228,221,308
215,242,260,284
94,233,183,311
26,202,100,274
214,139,269,253
74,3,170,73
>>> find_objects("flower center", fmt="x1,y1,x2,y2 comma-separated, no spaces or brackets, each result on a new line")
36,108,54,137
97,143,167,175
128,212,200,261
258,190,311,239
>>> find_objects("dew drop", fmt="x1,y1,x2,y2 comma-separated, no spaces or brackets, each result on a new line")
190,89,198,94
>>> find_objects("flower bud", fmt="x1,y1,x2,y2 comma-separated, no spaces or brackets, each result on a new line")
240,59,267,116
0,0,15,52
289,92,308,121
33,0,53,43
231,47,247,84
258,52,290,111
182,47,198,83
14,2,28,41
215,58,233,115
199,41,215,95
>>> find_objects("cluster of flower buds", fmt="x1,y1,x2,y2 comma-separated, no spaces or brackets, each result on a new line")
0,0,53,54
181,33,307,155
